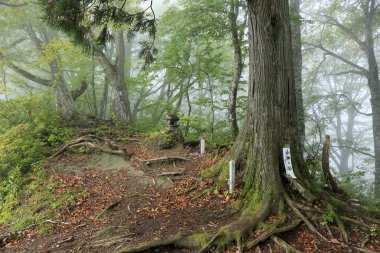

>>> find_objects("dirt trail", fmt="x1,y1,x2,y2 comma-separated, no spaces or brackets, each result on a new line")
3,135,380,253
3,140,234,253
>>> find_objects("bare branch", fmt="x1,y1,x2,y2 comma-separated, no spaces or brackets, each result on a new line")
305,42,368,75
328,70,367,77
3,37,27,49
336,93,372,116
331,145,375,159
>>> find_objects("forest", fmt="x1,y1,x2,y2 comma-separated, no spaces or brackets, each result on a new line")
0,0,379,252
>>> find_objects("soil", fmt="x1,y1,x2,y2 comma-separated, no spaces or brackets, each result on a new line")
1,132,379,253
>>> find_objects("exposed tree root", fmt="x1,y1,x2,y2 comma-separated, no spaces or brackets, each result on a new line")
326,203,348,242
271,235,302,253
112,187,378,253
51,135,132,159
198,198,273,253
90,233,132,247
244,219,302,250
96,198,123,219
118,234,183,253
285,194,328,242
285,174,315,202
135,156,190,168
0,219,69,247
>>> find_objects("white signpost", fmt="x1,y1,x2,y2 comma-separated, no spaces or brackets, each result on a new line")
282,147,296,178
229,160,235,194
200,139,206,156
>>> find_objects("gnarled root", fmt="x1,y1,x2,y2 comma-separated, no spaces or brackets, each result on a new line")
244,219,302,250
198,198,273,253
118,234,183,253
51,135,132,159
271,236,302,253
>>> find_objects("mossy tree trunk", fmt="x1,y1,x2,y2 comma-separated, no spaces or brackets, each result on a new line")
197,1,307,249
232,0,302,203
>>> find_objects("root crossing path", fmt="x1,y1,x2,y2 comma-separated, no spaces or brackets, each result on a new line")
1,136,380,253
1,138,234,253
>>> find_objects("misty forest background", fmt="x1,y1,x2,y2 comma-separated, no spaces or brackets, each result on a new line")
0,0,379,230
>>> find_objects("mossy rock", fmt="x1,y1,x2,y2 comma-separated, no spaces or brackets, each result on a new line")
143,131,176,150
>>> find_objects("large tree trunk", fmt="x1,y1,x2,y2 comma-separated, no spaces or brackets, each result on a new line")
50,59,77,118
199,0,305,245
232,0,301,207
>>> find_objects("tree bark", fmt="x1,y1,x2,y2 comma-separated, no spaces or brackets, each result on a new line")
364,0,380,198
289,0,305,147
92,31,132,123
99,74,109,119
228,0,244,139
231,0,302,206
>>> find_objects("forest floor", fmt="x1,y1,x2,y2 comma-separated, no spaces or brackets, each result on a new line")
1,126,380,253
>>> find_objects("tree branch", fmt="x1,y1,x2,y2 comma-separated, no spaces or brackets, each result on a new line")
3,62,52,86
3,37,27,49
320,14,367,52
335,93,372,116
328,70,367,77
71,80,88,100
305,42,368,75
331,145,375,159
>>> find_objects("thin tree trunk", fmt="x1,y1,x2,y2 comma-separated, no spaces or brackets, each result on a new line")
90,60,98,115
290,0,305,148
228,0,244,139
364,0,380,198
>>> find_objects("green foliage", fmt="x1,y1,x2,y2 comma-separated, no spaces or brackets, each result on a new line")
0,95,70,178
39,0,157,64
370,224,378,237
339,169,380,210
320,210,334,226
0,95,75,231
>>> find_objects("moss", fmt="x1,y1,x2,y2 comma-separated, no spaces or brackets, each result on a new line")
11,216,41,232
185,233,211,249
201,155,230,179
143,131,176,150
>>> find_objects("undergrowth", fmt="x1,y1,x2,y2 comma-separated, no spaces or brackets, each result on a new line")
0,95,82,232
